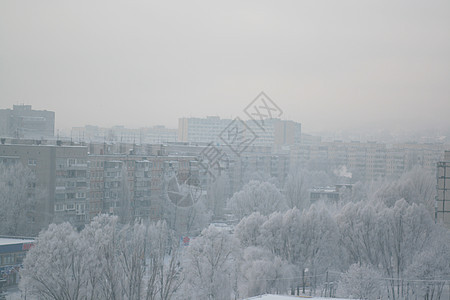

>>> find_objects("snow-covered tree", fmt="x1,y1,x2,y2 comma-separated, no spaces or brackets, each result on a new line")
372,167,436,212
181,225,238,300
180,194,212,236
295,204,341,295
404,227,450,300
235,205,341,296
234,212,267,248
20,223,86,300
117,222,148,300
227,180,287,220
239,246,295,298
146,220,184,300
21,215,184,300
337,264,383,300
259,211,285,256
283,167,312,210
78,214,119,300
378,200,436,300
160,174,212,235
337,198,438,300
337,201,383,267
0,162,43,236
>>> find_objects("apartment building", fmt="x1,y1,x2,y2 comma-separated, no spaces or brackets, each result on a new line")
53,146,89,228
87,149,199,222
178,116,232,144
141,126,178,144
178,116,301,147
290,140,446,181
71,125,177,144
0,141,88,232
0,105,54,139
436,150,450,228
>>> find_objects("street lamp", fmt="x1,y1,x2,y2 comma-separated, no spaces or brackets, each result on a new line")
302,268,309,294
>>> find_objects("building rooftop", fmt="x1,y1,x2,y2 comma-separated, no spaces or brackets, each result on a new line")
0,237,35,246
245,295,348,300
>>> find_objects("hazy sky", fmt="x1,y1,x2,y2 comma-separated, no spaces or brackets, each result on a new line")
1,0,449,133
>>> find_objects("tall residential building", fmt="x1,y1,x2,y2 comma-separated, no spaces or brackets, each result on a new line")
141,126,178,144
274,119,302,146
436,150,450,228
0,143,54,234
53,146,89,228
178,116,232,144
87,152,199,223
0,140,204,230
178,116,301,147
70,125,177,144
0,105,55,139
0,142,88,232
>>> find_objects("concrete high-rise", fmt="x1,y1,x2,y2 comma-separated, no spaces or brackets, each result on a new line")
437,150,450,228
0,141,88,232
178,116,301,147
0,105,55,139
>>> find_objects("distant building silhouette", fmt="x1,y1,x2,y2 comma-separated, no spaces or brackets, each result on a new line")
178,116,301,147
0,105,54,139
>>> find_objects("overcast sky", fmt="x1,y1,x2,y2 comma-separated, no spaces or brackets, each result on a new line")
1,0,449,133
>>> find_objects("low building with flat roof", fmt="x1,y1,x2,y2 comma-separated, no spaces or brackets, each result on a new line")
0,237,35,286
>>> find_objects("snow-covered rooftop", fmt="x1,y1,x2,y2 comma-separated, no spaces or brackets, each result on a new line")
0,237,35,246
245,295,348,300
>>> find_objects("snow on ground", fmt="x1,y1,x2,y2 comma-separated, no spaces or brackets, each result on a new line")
245,295,348,300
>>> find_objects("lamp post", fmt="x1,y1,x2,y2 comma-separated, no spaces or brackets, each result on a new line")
302,268,308,294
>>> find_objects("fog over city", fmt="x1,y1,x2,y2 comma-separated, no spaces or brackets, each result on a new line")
1,1,450,300
1,0,450,134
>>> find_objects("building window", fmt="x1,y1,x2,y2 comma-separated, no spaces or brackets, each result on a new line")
15,252,26,264
1,254,14,266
